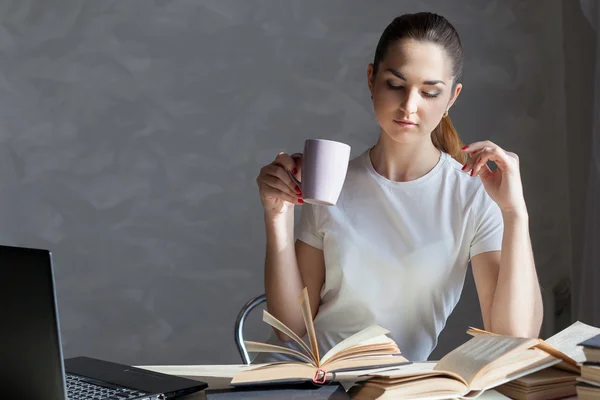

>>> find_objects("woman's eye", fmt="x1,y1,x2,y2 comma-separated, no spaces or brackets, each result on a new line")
386,81,439,98
386,82,403,90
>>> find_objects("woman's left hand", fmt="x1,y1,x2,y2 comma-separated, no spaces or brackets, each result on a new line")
461,141,527,214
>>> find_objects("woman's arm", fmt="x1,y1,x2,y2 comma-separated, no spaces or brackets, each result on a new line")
264,212,325,341
471,209,543,337
464,141,543,338
257,152,326,341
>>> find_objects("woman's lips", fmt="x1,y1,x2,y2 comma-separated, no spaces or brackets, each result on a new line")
394,119,417,126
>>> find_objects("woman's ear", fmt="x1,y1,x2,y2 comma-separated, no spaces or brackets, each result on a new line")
367,64,375,96
447,82,463,111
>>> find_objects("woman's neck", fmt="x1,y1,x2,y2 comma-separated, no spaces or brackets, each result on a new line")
369,132,442,182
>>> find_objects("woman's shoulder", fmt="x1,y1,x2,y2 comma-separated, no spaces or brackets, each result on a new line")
341,149,371,180
348,149,369,169
439,152,490,205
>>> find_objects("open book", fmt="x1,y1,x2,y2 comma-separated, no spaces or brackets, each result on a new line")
350,333,560,399
469,320,600,373
490,321,600,400
230,288,409,386
352,321,600,399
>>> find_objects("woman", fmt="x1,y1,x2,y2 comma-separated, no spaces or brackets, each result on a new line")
255,12,543,362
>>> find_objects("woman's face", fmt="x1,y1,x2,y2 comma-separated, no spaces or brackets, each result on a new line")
368,39,462,142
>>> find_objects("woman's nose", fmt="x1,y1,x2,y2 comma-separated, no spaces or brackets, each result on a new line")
400,92,418,114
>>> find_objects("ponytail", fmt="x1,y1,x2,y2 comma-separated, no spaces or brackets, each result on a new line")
431,115,466,164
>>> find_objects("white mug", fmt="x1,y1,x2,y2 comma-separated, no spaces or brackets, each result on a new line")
290,139,351,206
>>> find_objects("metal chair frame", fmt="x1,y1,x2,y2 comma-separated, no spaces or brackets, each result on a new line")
234,293,267,364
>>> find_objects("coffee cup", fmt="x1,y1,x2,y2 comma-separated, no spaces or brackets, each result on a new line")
289,139,351,206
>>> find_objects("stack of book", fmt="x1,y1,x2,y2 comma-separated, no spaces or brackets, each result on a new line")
493,367,577,400
349,322,600,400
493,320,600,400
578,333,600,399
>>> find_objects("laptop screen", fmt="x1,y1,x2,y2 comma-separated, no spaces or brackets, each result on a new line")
0,245,67,400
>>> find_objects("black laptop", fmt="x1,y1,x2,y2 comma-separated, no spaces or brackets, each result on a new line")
0,244,208,399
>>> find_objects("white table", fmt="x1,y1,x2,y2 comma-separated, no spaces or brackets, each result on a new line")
137,365,521,399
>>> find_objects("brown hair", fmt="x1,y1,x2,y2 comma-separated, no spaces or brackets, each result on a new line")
372,12,466,164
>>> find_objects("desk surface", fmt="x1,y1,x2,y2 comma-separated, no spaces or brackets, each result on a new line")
138,365,521,400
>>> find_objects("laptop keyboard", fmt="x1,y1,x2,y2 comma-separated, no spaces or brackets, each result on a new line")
66,374,150,399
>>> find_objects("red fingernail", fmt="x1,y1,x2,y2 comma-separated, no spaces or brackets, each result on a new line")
295,185,301,193
461,164,467,171
292,168,298,174
462,145,469,150
298,199,304,204
470,170,474,176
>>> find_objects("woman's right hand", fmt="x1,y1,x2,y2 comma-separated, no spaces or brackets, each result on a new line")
257,152,304,217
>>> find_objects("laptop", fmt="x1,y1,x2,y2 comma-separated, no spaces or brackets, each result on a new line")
0,244,208,399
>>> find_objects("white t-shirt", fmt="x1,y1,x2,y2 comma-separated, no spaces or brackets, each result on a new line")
256,149,503,362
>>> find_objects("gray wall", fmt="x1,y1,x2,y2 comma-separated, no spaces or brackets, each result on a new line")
562,0,596,328
0,0,575,365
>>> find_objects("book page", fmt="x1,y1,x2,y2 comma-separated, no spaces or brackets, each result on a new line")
507,366,577,387
299,288,320,364
325,354,409,374
472,348,559,389
467,327,497,337
544,320,600,364
335,363,431,381
364,361,467,383
467,324,588,369
261,309,315,365
466,357,560,397
361,374,431,388
322,338,400,366
244,341,315,364
365,361,438,378
358,374,469,399
320,325,392,364
434,334,539,386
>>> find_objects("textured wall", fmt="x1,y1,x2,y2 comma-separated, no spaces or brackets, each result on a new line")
564,0,597,327
0,0,571,365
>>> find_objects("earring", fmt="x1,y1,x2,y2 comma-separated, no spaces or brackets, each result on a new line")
443,110,449,118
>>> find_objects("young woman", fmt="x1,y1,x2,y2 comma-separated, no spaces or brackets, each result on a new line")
255,12,543,361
